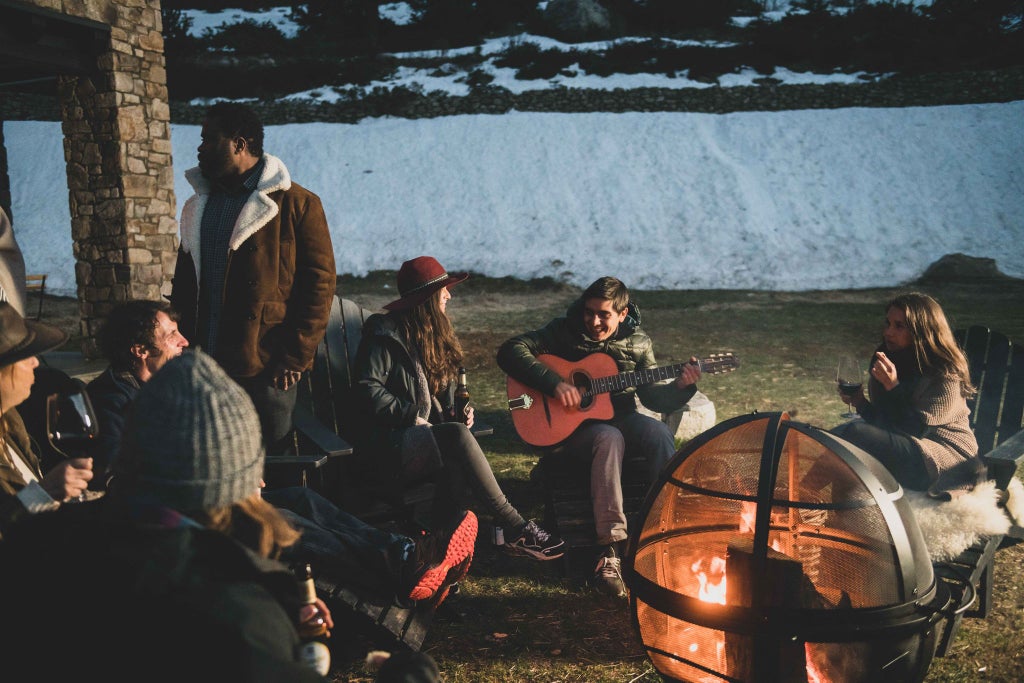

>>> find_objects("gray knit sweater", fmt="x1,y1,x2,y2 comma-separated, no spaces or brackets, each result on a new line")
862,371,980,496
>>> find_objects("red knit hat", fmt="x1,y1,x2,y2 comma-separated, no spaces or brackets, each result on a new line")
384,256,468,311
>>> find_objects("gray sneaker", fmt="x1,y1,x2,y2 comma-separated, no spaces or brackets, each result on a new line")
593,546,627,598
502,520,565,561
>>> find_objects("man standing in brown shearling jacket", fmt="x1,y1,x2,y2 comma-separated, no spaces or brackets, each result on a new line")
171,102,335,457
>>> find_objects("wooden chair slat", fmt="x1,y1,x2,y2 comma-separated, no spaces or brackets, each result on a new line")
958,326,991,422
310,297,344,431
935,326,1024,657
338,297,369,389
999,344,1024,446
973,332,1011,454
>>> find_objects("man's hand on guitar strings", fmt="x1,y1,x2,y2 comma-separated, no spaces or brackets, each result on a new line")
675,356,702,389
554,381,582,409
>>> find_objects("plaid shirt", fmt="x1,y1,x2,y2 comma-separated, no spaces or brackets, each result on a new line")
198,158,266,354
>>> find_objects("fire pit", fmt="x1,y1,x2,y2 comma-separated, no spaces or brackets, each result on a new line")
626,412,952,683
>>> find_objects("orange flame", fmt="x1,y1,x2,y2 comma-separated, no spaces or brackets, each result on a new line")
739,501,757,533
805,644,829,683
691,556,727,604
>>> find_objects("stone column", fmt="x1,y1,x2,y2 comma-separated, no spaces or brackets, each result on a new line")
0,123,11,221
54,0,177,356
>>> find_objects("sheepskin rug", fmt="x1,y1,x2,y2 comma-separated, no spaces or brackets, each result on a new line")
905,478,1022,562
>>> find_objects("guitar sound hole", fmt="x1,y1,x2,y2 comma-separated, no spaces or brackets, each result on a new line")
570,371,593,410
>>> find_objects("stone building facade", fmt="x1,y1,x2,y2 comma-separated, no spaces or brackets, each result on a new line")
0,0,177,353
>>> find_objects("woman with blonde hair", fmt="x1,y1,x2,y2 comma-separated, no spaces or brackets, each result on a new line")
350,256,564,561
0,301,93,537
835,292,983,497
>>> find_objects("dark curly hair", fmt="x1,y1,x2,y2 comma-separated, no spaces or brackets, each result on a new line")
97,300,176,372
205,102,264,157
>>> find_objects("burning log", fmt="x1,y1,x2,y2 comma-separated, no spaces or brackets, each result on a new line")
725,538,833,682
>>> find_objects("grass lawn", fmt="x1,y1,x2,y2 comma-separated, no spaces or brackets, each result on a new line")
45,274,1024,682
316,272,1024,683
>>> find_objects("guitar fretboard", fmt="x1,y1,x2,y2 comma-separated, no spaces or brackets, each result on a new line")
585,355,737,398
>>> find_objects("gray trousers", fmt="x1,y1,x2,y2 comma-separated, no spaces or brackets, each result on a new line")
562,412,676,545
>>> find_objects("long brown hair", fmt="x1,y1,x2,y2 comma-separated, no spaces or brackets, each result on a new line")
393,288,463,394
885,292,975,397
196,494,301,560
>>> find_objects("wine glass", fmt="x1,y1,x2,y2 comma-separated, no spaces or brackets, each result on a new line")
46,380,99,500
836,356,864,419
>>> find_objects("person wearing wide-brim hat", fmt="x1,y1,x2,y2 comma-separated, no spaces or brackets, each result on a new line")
350,256,565,562
382,255,469,312
0,301,93,537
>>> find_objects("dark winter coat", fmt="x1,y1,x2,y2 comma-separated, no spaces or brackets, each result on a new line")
170,154,336,379
347,313,458,478
496,297,696,417
85,366,140,482
0,500,325,682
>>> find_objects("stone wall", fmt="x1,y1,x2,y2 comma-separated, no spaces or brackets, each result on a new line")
169,66,1024,125
4,64,1024,125
25,0,178,354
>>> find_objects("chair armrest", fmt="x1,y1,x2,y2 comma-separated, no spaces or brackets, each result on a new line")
293,405,353,458
983,429,1024,490
265,454,330,469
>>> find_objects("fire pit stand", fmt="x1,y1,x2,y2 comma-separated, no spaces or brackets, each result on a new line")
626,412,955,683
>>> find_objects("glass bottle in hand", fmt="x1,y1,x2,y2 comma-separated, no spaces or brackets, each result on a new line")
454,366,470,424
295,563,331,675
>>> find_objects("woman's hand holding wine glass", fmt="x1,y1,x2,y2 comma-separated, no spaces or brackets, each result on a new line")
46,381,100,501
836,355,865,419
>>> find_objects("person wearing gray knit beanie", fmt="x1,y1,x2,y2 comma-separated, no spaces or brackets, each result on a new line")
112,349,264,512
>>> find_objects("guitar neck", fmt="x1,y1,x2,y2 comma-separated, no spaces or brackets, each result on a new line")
587,357,732,397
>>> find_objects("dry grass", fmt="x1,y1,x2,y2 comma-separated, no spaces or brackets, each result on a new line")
39,275,1024,682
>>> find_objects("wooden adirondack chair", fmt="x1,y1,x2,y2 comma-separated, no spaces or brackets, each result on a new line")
270,295,492,524
933,325,1024,656
265,296,493,652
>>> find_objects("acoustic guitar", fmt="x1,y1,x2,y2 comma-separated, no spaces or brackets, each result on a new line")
506,352,740,447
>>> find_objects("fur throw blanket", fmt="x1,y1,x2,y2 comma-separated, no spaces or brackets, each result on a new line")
905,478,1023,562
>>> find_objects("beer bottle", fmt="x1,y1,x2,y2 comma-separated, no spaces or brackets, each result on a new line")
296,563,331,675
454,366,470,424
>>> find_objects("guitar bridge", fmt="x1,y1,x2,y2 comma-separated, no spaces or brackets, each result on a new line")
508,394,534,411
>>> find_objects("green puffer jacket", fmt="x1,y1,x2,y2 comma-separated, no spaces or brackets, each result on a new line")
347,313,458,467
496,298,696,417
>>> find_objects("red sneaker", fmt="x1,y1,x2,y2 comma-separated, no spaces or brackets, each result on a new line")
407,510,477,602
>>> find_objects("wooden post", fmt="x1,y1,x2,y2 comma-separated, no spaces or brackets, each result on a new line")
725,538,826,682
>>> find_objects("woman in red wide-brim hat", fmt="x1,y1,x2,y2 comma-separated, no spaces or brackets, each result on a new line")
349,256,565,562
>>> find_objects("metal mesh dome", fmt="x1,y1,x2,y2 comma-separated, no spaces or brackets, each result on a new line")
626,412,946,683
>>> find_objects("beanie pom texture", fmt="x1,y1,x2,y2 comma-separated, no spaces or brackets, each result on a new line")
119,350,264,512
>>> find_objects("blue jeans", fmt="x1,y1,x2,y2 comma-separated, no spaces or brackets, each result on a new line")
263,487,413,593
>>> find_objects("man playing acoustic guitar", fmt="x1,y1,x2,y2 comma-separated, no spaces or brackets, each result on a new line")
497,276,701,598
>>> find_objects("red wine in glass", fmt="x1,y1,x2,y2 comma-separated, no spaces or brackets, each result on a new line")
46,382,99,501
838,381,862,396
836,356,864,419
